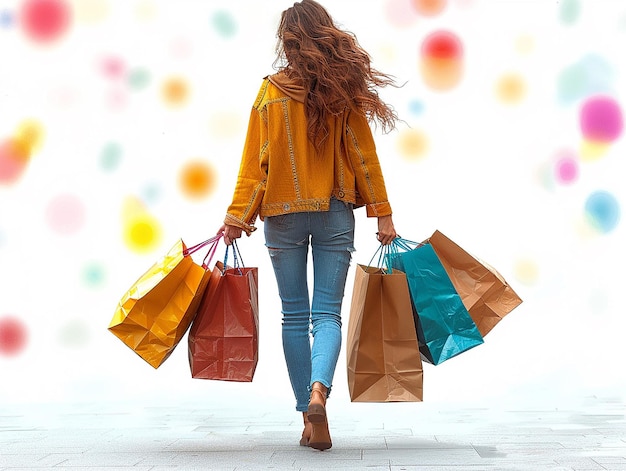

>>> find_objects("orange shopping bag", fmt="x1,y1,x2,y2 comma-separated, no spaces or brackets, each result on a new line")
108,235,221,368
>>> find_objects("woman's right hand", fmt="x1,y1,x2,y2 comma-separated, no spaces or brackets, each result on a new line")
218,224,243,246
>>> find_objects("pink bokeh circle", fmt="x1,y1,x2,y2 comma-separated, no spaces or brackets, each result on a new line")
45,193,86,235
554,150,579,185
580,96,623,143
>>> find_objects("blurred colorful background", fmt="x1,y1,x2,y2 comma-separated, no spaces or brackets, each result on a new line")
0,0,624,407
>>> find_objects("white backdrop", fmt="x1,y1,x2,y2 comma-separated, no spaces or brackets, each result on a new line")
0,0,624,408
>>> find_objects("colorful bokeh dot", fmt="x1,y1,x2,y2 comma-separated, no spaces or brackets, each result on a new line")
0,9,14,29
580,139,610,162
128,68,151,90
45,193,86,235
515,35,535,55
135,0,157,21
72,0,109,24
20,0,71,43
419,30,463,91
15,119,45,152
495,73,526,104
99,141,122,171
208,111,242,139
408,99,425,116
100,55,126,80
0,137,31,185
553,150,579,185
412,0,447,16
122,197,162,253
211,10,237,38
82,261,106,287
0,316,28,356
58,319,90,347
179,160,217,199
397,129,429,160
557,54,613,106
584,190,620,233
162,77,189,107
141,182,162,205
124,214,162,253
514,258,539,286
559,0,581,25
580,96,623,143
385,0,419,28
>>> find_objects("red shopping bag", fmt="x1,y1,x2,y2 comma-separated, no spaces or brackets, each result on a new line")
188,242,259,382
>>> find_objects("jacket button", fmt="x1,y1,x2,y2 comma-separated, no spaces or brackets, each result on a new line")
283,203,290,211
338,191,345,198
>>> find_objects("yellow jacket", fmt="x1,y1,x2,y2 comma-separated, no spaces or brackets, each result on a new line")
225,72,392,235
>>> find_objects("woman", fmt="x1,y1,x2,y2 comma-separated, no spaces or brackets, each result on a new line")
218,0,399,451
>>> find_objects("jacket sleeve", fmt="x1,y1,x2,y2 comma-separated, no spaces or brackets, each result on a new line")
344,111,393,217
224,91,269,235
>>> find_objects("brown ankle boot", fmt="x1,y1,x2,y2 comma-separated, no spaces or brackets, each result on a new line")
307,382,332,450
299,412,312,446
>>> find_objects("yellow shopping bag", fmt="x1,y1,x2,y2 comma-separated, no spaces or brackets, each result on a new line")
108,236,221,368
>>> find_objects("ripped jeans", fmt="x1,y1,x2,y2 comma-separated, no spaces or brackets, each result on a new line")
264,198,355,412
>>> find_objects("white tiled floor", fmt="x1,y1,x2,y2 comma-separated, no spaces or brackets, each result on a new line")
1,393,625,470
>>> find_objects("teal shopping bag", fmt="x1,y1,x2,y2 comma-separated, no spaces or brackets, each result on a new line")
387,240,483,365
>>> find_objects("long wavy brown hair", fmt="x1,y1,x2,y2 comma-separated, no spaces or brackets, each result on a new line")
274,0,399,149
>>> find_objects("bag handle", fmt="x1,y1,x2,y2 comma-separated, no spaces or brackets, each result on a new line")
184,234,222,255
223,240,245,274
367,243,396,274
183,234,223,269
391,237,424,252
367,238,426,273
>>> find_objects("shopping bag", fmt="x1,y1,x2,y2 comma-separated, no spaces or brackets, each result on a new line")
346,246,423,402
427,230,522,336
387,239,484,365
188,241,259,382
108,235,221,369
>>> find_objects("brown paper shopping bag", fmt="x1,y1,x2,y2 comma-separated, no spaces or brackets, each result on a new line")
188,243,259,382
108,236,220,368
427,230,523,336
347,264,423,402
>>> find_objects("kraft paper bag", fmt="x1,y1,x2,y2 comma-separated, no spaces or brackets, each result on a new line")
347,264,423,402
387,242,484,365
188,255,259,382
427,230,522,336
108,236,220,369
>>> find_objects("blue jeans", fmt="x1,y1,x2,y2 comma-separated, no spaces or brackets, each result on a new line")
264,199,355,412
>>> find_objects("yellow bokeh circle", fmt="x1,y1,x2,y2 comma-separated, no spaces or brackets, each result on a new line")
514,258,539,286
123,213,162,253
397,129,429,160
16,119,45,152
496,74,526,104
